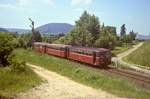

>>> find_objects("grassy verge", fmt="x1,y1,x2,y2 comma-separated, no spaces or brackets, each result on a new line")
14,49,150,99
0,66,42,96
111,44,133,56
123,41,150,67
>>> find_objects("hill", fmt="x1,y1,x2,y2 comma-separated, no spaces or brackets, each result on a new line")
124,41,150,67
6,28,30,34
36,23,73,35
1,23,73,35
0,27,8,32
136,34,150,40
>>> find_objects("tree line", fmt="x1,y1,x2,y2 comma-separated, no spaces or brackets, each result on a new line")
0,11,137,67
56,11,137,49
3,11,137,50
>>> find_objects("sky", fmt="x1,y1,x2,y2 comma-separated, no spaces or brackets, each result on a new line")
0,0,150,35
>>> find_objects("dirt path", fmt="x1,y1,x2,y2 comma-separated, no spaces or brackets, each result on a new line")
15,64,127,99
117,42,144,59
112,42,150,74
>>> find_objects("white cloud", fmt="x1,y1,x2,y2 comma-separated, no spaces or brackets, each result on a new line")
73,8,84,12
85,0,93,5
71,0,93,6
17,0,28,6
18,0,54,7
0,3,17,9
71,0,82,6
0,0,54,10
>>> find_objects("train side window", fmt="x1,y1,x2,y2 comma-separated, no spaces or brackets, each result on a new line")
105,51,111,59
87,51,89,55
40,45,42,49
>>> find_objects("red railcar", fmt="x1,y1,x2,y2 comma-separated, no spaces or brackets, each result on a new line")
33,42,111,67
33,42,47,53
68,47,111,66
46,44,70,58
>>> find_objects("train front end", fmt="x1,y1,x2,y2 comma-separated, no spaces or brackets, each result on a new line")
96,48,111,67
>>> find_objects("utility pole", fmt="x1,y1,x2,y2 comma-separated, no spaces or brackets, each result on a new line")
29,18,35,45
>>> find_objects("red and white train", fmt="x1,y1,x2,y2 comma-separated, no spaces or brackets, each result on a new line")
33,42,111,67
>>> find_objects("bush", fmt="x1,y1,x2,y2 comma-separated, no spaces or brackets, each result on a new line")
94,29,117,49
0,32,14,67
121,34,133,43
64,27,93,46
54,36,66,44
10,59,27,72
0,32,28,72
18,33,33,48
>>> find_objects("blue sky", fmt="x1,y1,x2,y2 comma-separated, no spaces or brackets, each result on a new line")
0,0,150,35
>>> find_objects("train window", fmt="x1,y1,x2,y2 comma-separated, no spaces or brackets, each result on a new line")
40,45,43,49
87,51,90,55
85,51,88,55
95,52,100,57
36,45,40,47
105,51,111,59
47,46,65,51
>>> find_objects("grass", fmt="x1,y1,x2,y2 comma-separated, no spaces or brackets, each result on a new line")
124,41,150,67
0,65,42,96
14,48,150,99
111,44,133,56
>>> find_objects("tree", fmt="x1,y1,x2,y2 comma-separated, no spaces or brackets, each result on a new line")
29,18,36,44
129,30,137,40
121,34,133,43
0,32,27,72
57,11,118,49
0,32,14,67
65,27,93,46
34,31,42,42
53,36,66,44
18,33,33,48
43,34,64,43
95,28,117,49
120,24,126,36
62,11,100,46
75,11,100,40
104,26,117,35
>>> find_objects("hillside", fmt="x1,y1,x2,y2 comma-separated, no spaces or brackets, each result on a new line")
1,23,73,35
14,49,150,99
124,41,150,67
0,27,8,32
36,23,73,34
136,34,150,40
6,28,30,34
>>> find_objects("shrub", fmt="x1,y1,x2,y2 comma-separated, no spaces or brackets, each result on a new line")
0,32,14,67
10,58,27,72
0,32,28,72
94,29,117,49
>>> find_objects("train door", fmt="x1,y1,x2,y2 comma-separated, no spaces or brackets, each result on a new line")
92,51,96,65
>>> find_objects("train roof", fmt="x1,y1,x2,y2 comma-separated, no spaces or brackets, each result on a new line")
33,42,109,52
70,46,109,53
33,42,48,45
34,42,71,48
46,44,71,48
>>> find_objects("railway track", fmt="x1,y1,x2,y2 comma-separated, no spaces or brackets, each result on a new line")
104,67,150,90
33,42,150,90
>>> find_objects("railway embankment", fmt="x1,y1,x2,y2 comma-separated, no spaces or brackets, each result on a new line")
15,63,127,99
112,42,150,74
14,48,150,99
